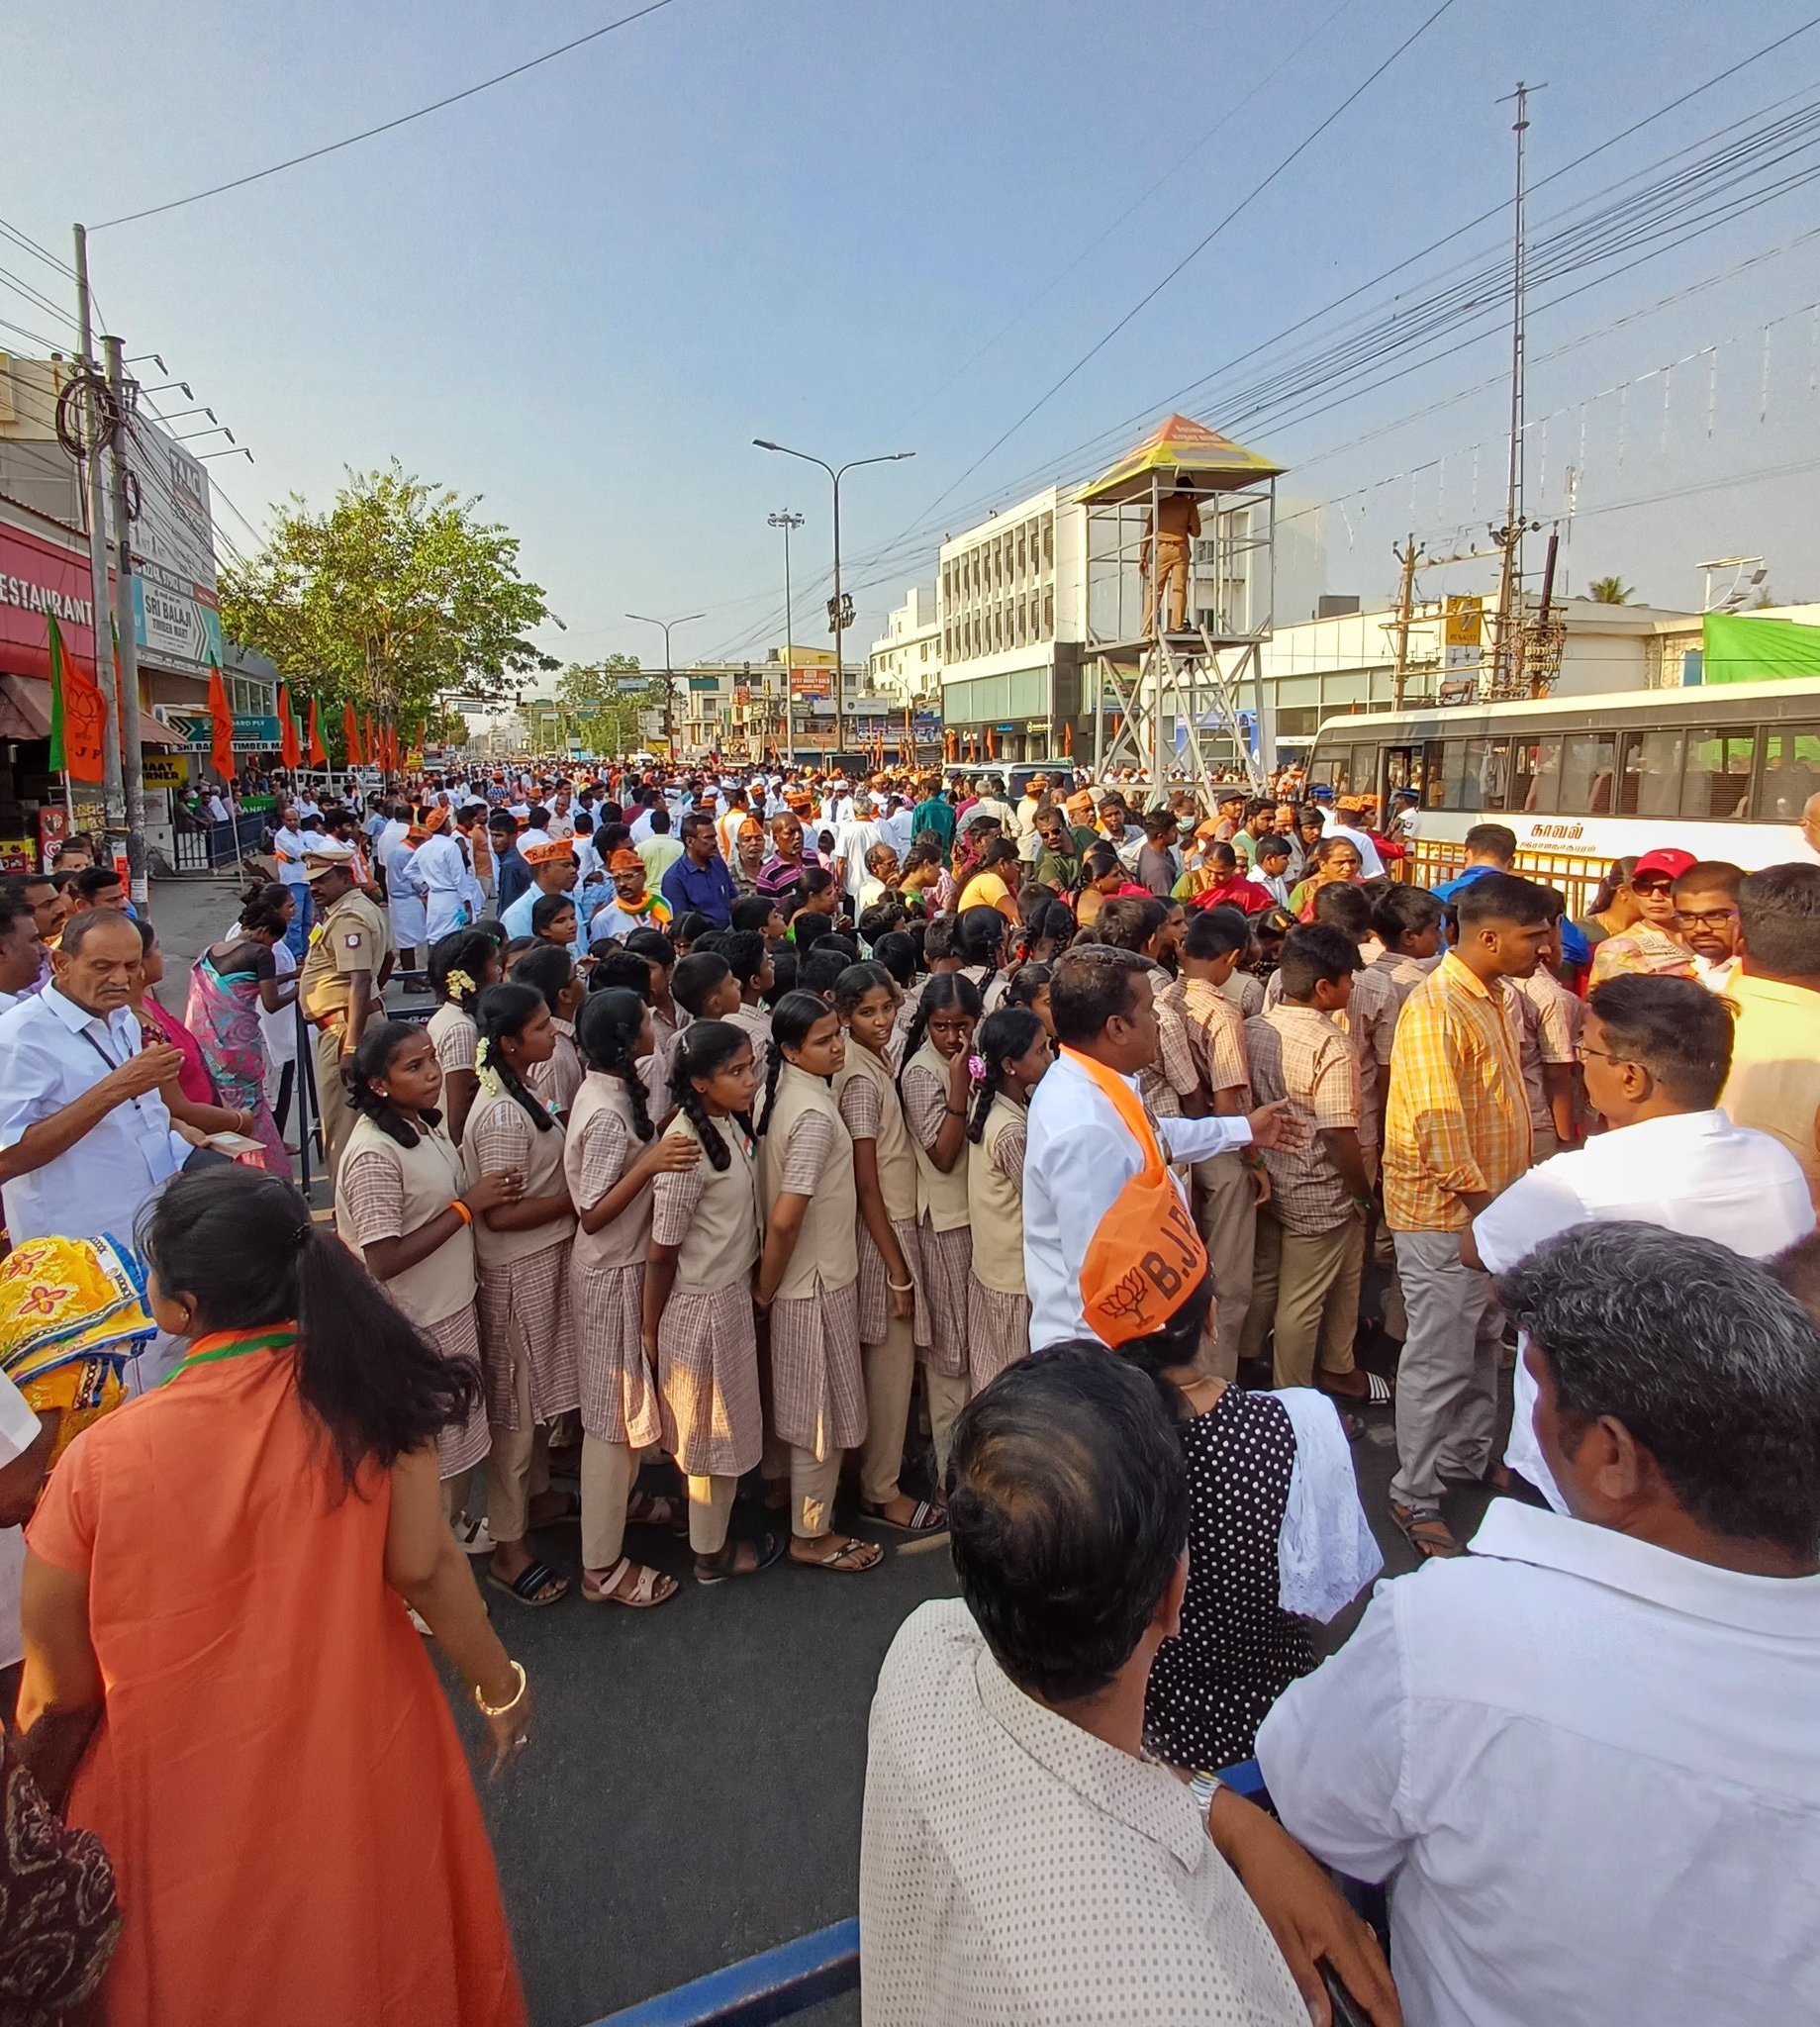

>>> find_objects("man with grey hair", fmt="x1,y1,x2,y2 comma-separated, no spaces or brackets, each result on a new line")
1258,1221,1820,2027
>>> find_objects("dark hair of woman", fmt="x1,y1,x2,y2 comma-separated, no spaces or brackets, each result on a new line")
470,917,508,948
589,946,652,1000
529,893,576,940
429,928,497,1011
671,909,715,951
345,1019,439,1148
1004,961,1053,1012
897,970,984,1097
1589,856,1640,916
1021,896,1074,960
475,983,554,1133
832,959,895,1019
1111,1270,1216,1416
968,1007,1045,1143
670,1018,753,1171
237,880,292,939
958,904,1006,1007
754,989,836,1136
140,1166,477,1495
575,987,654,1141
1077,841,1121,895
798,866,835,904
510,941,575,1015
871,929,918,988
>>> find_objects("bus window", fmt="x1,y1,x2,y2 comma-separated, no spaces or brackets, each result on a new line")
1756,725,1820,821
1465,736,1511,810
1680,729,1755,820
1433,740,1475,811
1306,750,1348,794
1562,731,1617,814
1618,728,1684,818
1386,744,1425,800
1511,734,1561,812
1350,745,1380,803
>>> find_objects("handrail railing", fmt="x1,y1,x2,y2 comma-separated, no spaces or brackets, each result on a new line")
587,1917,860,2026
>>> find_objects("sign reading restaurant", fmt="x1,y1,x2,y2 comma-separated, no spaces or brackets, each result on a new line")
0,572,93,630
0,520,101,683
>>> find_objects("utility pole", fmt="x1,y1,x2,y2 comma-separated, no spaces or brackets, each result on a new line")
71,226,126,839
1493,80,1543,698
103,338,151,905
769,509,803,766
624,612,702,756
1390,535,1423,712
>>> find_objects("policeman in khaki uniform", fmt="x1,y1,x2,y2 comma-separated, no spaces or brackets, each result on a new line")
299,842,393,1172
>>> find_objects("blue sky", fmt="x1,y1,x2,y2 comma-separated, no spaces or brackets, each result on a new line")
5,0,1820,688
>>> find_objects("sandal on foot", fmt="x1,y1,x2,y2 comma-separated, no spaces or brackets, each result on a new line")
1389,1503,1462,1561
486,1558,570,1606
791,1535,883,1574
582,1557,678,1607
694,1532,787,1586
862,1497,946,1535
626,1491,690,1536
449,1511,494,1556
1321,1369,1394,1408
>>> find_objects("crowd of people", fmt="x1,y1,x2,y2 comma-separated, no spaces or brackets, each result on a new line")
0,749,1817,2025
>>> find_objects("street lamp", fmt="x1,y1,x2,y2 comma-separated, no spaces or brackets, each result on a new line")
624,610,704,754
753,441,913,753
767,509,804,764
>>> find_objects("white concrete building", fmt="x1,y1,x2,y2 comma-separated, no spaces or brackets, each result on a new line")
938,485,1088,763
869,585,941,707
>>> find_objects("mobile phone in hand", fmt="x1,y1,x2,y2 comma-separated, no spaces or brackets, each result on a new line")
1320,1961,1374,2027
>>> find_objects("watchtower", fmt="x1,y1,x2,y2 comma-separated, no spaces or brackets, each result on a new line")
1080,414,1281,800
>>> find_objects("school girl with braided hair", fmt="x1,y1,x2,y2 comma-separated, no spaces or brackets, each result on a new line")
466,983,580,1609
425,928,502,1142
963,1007,1054,1394
642,1019,783,1584
565,989,702,1609
753,992,882,1574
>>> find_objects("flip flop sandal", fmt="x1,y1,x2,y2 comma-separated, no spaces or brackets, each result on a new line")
1321,1370,1394,1408
694,1532,788,1586
1389,1503,1462,1561
582,1557,678,1607
487,1559,570,1606
449,1511,494,1556
626,1492,691,1536
862,1497,947,1535
792,1536,883,1574
527,1491,583,1528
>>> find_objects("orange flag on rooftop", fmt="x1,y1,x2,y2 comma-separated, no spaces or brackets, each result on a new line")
277,684,302,770
306,698,326,766
342,703,362,765
206,654,236,783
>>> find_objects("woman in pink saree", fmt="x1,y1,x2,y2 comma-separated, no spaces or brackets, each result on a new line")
180,887,297,1177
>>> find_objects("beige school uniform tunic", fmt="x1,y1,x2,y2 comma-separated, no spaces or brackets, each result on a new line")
652,1110,764,1478
965,1095,1031,1394
901,1040,973,1379
335,1110,490,1477
759,1064,866,1459
835,1044,929,1348
463,1082,579,1432
564,1071,662,1448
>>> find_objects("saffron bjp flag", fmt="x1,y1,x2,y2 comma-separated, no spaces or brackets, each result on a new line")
206,655,236,783
277,684,302,770
342,703,362,765
47,615,108,783
306,699,326,766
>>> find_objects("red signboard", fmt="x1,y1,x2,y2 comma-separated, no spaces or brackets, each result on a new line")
790,665,831,701
0,521,100,682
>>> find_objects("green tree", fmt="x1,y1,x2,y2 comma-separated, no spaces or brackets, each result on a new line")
220,462,556,739
551,656,667,753
1587,574,1633,605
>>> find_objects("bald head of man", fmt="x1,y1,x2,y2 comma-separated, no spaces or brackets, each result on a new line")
1802,791,1820,859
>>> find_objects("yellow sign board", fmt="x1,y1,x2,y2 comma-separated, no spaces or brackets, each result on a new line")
142,754,190,788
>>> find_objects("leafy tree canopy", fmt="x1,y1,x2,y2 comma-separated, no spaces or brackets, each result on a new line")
1587,574,1633,605
220,461,556,724
549,656,666,752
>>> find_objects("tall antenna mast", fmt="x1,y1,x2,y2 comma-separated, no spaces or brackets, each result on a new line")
1492,79,1543,695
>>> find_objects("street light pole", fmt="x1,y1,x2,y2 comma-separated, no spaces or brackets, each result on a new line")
754,441,913,760
768,509,804,765
625,611,703,757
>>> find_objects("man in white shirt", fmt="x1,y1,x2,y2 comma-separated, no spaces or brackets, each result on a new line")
863,1345,1392,2027
1466,971,1813,1506
967,773,1015,835
0,911,189,1250
830,791,883,909
410,809,471,943
1023,945,1296,1348
1258,1220,1820,2027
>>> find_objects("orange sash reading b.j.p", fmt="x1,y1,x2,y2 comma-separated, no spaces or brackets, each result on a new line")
1062,1046,1209,1347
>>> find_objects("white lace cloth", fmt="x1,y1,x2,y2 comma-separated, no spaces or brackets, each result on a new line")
1272,1388,1382,1621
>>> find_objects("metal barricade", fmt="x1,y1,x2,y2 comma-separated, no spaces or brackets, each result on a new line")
588,1918,860,2027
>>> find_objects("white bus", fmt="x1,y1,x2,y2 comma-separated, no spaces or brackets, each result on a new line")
1305,678,1820,910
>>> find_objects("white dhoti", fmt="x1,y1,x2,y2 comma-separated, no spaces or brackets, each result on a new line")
425,891,470,942
389,895,428,951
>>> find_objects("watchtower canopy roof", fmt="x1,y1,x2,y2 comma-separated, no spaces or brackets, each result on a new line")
1078,412,1284,506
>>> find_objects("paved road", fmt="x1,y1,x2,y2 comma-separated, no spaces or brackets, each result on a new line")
144,870,1499,2027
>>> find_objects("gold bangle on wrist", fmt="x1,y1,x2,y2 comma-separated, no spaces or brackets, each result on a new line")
473,1660,527,1719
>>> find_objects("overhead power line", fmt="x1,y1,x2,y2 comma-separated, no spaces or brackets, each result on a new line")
92,0,685,231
